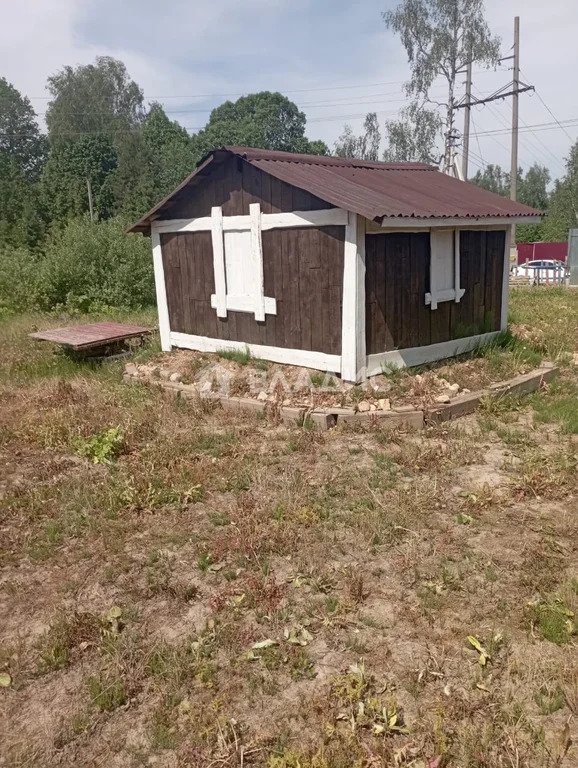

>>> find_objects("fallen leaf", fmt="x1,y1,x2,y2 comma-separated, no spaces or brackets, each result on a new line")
252,639,277,650
0,672,11,687
108,606,122,619
468,635,490,665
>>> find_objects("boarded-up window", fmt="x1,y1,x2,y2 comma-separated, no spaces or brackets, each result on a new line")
224,230,253,304
425,229,465,310
210,205,276,318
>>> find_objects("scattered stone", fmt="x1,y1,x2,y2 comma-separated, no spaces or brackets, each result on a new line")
462,388,471,394
437,377,451,388
169,372,182,382
282,398,292,406
435,394,451,404
125,363,138,377
200,380,212,394
378,398,391,411
159,369,171,380
357,400,371,412
369,403,377,411
448,383,460,394
257,391,268,401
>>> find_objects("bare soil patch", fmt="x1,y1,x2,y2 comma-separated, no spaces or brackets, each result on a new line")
1,289,577,767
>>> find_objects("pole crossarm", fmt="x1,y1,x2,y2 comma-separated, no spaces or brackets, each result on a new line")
455,84,534,109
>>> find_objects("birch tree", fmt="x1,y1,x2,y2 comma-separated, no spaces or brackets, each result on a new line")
383,0,500,168
334,113,381,160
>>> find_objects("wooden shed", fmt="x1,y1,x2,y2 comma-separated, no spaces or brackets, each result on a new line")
129,147,541,383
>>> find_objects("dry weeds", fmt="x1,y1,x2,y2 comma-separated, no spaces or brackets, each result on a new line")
0,289,577,767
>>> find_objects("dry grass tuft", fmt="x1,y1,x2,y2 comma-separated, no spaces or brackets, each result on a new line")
1,290,577,766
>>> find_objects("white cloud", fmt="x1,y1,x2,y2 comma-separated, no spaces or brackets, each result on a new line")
1,0,576,176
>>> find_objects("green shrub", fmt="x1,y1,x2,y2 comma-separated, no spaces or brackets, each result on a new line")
0,246,43,314
72,427,125,464
0,216,155,313
39,215,154,311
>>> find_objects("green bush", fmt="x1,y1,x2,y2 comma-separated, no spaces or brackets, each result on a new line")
0,216,155,314
0,246,43,314
39,215,154,311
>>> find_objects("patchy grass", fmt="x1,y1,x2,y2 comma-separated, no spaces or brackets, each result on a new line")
1,289,577,767
218,347,269,369
528,377,578,434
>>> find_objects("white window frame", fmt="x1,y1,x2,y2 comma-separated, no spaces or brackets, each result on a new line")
425,228,465,310
210,203,273,321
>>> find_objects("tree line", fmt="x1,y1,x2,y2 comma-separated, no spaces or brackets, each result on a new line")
2,1,577,314
0,57,329,251
0,58,329,313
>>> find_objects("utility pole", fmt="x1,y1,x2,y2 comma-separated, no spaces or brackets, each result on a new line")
455,15,532,193
462,55,473,180
510,15,520,201
87,178,94,221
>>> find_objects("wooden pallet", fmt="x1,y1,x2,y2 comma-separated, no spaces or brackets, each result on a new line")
29,322,151,358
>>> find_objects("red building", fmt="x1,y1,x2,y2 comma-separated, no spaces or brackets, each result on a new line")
517,241,567,265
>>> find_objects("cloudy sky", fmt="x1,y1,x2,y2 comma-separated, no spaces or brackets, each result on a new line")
2,0,576,180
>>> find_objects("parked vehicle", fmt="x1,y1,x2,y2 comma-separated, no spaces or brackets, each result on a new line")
513,259,566,284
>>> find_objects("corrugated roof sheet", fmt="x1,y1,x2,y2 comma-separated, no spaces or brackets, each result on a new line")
129,146,540,233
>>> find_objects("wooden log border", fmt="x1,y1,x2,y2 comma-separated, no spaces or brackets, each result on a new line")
124,362,558,431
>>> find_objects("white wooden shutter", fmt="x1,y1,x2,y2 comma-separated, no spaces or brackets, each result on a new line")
210,204,276,319
425,229,465,310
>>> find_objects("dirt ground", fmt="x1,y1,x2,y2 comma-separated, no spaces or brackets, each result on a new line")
0,288,577,768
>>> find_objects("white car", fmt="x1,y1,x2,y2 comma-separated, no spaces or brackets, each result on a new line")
513,259,566,284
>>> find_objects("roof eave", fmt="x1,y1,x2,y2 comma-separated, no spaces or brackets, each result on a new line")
377,214,542,228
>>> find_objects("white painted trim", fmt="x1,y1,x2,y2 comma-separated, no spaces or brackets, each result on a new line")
366,331,500,376
211,207,227,318
152,208,349,235
425,288,465,306
211,294,277,314
260,208,349,230
170,332,341,372
151,225,171,352
379,215,541,229
356,214,367,374
341,211,361,382
153,217,211,234
426,228,466,309
454,229,462,303
501,227,511,331
250,203,266,321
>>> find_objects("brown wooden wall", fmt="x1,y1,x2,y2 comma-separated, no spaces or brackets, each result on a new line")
159,157,343,356
365,229,505,354
161,226,344,355
159,156,333,219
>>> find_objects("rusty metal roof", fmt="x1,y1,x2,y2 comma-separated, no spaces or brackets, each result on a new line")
129,146,540,233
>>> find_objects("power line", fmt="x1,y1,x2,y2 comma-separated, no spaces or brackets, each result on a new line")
21,83,498,118
4,113,578,140
520,69,574,143
4,70,504,103
470,113,486,170
471,86,565,174
471,117,578,136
